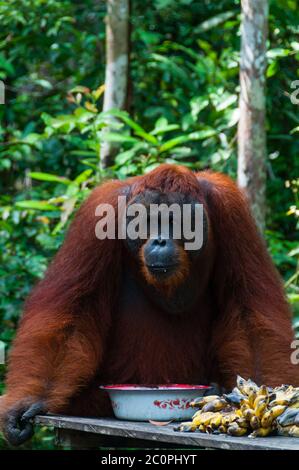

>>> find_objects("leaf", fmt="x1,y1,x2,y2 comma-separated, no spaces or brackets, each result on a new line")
188,129,217,139
34,79,53,90
135,130,158,144
151,117,180,135
106,109,158,144
60,196,77,225
101,132,139,144
115,145,145,166
215,94,237,112
92,84,105,100
74,107,95,122
194,11,236,33
159,135,190,152
70,86,90,94
171,146,192,158
80,159,98,171
267,48,290,59
267,61,279,78
70,150,97,157
152,125,179,135
15,201,58,211
190,97,209,119
74,169,93,185
289,246,299,257
0,53,15,75
150,54,191,85
105,109,145,133
29,172,71,184
144,163,161,173
85,101,98,113
288,294,299,303
22,133,43,145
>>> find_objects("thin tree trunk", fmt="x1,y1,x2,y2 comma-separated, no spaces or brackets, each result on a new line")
101,0,130,169
238,0,268,230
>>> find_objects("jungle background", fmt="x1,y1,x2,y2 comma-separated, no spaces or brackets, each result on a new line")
0,0,298,449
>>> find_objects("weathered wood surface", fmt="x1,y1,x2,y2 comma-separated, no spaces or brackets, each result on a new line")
35,415,299,450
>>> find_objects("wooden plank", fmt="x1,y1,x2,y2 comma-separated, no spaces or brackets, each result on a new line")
55,428,184,449
35,415,299,450
55,429,106,449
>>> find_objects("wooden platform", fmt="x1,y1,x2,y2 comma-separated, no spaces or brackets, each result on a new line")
35,415,299,450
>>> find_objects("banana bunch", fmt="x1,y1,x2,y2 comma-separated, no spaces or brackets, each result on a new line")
176,376,299,438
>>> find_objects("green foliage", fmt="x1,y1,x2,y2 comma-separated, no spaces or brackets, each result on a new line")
0,0,298,449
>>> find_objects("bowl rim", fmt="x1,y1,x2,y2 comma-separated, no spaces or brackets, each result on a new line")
100,384,211,391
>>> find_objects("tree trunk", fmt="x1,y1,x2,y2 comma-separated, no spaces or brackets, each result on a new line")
237,0,268,230
101,0,130,169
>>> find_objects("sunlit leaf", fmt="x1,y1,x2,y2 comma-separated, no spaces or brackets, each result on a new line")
29,172,71,184
15,201,58,211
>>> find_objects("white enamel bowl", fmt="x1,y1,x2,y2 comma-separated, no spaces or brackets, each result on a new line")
100,384,211,421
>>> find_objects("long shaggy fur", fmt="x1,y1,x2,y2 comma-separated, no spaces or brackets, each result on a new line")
0,164,298,424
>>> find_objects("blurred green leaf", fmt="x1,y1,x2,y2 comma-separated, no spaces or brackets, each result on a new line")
29,172,71,184
15,201,58,211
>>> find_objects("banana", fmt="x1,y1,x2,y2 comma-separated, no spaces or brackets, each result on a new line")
289,392,299,407
254,394,268,409
193,412,215,426
223,392,244,407
221,411,239,426
237,376,258,396
288,425,299,437
227,423,248,436
259,385,269,397
270,398,291,407
201,398,227,413
246,378,259,391
175,422,197,432
190,395,220,408
177,378,299,438
260,405,286,428
210,413,223,429
240,397,250,408
236,417,248,429
255,402,268,419
254,397,268,418
243,408,256,422
250,415,261,430
248,389,257,408
270,390,299,408
236,375,247,395
218,425,227,434
249,427,272,438
198,424,206,433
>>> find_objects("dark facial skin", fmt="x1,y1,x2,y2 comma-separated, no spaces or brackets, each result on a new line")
124,190,211,314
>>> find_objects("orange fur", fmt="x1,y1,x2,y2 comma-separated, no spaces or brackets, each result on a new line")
1,164,298,431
